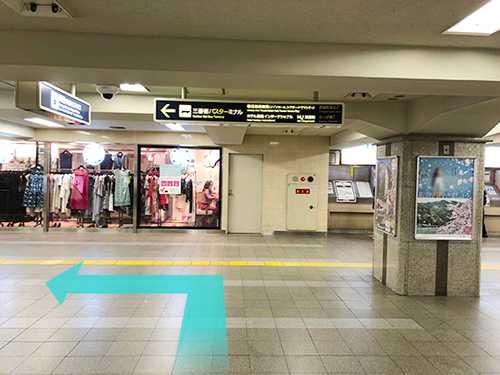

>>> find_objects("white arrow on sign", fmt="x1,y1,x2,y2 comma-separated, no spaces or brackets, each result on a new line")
160,104,176,118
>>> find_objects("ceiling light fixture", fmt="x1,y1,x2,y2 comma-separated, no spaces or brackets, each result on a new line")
165,123,185,131
444,0,500,36
24,117,64,127
119,83,149,92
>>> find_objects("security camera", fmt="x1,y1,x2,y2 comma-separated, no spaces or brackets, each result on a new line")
51,3,59,13
29,2,37,12
95,84,120,101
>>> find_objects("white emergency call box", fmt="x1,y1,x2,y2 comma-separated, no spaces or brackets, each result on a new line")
287,174,318,231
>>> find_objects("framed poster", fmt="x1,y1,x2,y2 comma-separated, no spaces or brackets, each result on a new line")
334,180,356,202
415,157,476,240
159,164,182,195
375,156,398,236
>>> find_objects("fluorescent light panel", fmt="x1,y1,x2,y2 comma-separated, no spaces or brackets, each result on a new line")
120,83,149,92
165,123,185,131
24,117,64,127
444,0,500,36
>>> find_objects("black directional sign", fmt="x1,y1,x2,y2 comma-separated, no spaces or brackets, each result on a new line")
154,99,344,125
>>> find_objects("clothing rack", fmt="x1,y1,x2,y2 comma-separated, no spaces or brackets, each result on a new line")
0,169,29,227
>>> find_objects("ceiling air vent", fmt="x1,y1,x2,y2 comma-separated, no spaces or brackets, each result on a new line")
109,126,126,130
187,88,226,96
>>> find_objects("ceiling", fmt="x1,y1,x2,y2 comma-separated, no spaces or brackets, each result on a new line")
52,84,424,102
0,84,357,137
0,0,498,48
0,82,422,137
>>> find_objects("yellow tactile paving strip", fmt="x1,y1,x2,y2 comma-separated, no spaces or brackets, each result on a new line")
0,259,499,269
0,259,372,267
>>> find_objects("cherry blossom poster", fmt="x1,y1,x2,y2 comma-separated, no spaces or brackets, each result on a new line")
415,157,476,240
375,156,398,236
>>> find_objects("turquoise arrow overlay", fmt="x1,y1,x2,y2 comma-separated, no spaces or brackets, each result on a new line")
46,262,229,374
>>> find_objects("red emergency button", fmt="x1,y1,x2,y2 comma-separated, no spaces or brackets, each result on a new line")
296,189,310,194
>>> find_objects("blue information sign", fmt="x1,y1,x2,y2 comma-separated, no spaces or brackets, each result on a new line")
39,82,91,125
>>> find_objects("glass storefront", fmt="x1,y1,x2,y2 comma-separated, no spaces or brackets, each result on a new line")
48,142,135,229
139,145,221,229
0,141,44,227
0,140,222,231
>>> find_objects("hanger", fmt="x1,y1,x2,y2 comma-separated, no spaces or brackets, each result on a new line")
78,165,86,170
62,150,70,155
117,152,123,157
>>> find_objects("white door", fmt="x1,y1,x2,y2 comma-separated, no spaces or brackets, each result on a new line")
228,154,263,233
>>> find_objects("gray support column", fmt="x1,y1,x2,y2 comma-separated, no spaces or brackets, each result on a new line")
373,135,485,297
42,141,51,232
132,143,139,233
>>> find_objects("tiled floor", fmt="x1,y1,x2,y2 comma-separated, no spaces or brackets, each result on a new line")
0,232,500,374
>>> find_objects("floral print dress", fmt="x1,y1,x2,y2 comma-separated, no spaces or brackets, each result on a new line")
22,167,44,208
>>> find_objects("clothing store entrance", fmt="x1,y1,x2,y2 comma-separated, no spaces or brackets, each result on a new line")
228,154,263,233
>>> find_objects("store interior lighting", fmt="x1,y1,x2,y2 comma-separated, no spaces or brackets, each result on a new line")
119,83,149,92
24,117,64,128
444,0,500,36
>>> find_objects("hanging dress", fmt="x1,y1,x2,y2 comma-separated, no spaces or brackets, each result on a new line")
22,166,44,210
114,169,131,206
69,169,90,210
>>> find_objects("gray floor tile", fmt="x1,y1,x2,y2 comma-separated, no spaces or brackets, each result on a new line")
52,356,102,374
48,328,90,342
314,341,353,355
320,355,365,373
94,355,140,374
31,341,78,357
426,355,479,374
133,356,175,374
286,355,327,373
357,356,403,374
282,340,318,355
13,329,57,342
249,356,289,373
391,356,442,375
106,341,147,356
378,341,421,357
11,356,63,374
462,355,500,373
0,342,40,357
0,357,25,374
69,341,113,356
248,340,284,356
142,341,177,356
